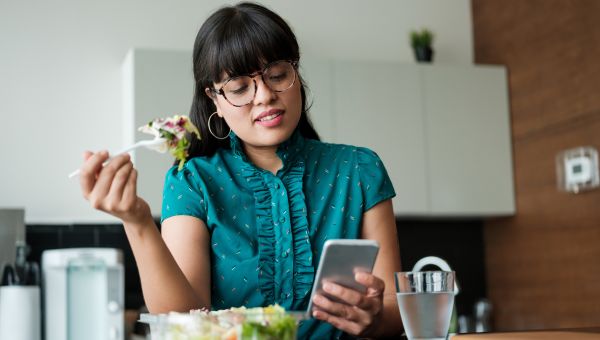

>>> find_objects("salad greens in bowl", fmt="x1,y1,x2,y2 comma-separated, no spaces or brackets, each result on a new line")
139,304,303,340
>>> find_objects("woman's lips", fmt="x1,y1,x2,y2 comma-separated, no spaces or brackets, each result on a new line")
255,109,284,127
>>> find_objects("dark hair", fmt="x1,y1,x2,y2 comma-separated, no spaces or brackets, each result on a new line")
187,2,319,157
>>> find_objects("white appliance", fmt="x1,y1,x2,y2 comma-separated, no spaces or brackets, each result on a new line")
42,248,124,340
0,286,41,340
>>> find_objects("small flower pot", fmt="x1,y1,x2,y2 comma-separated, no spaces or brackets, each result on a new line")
413,46,434,63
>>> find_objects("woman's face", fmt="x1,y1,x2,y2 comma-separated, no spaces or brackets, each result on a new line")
207,62,302,149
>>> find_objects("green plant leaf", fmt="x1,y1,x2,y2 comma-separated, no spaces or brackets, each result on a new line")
410,28,434,48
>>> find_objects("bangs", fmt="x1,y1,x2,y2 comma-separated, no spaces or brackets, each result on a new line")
188,2,319,157
203,6,299,83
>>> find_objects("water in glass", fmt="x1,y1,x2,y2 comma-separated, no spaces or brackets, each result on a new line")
397,291,454,340
395,271,455,340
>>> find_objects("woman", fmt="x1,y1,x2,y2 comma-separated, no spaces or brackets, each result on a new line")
78,2,401,338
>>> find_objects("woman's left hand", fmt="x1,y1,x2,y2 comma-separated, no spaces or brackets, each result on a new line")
311,271,385,337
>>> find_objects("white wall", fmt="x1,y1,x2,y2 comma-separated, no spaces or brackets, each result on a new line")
0,0,472,223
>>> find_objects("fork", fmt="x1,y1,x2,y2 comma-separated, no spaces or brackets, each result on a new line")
68,138,168,179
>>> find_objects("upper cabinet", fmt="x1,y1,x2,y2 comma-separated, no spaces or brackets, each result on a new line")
302,58,515,216
123,49,515,217
333,61,430,215
122,49,195,216
422,65,514,215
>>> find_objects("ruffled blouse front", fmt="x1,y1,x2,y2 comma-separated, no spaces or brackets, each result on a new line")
231,130,314,308
162,129,395,338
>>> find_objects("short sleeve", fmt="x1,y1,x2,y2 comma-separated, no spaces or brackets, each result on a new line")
161,164,207,223
356,147,396,211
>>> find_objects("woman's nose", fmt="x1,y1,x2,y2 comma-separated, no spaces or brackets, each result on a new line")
252,77,276,105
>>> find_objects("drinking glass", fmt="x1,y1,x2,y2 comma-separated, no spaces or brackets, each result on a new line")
395,271,455,340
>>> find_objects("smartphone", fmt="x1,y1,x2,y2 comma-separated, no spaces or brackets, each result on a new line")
306,239,380,316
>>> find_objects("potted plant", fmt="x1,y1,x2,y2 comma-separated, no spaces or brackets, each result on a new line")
410,28,434,62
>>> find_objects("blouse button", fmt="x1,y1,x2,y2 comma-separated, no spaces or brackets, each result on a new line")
282,251,288,258
274,182,280,189
279,217,286,223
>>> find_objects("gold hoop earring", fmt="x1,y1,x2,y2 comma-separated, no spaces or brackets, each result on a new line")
208,111,231,140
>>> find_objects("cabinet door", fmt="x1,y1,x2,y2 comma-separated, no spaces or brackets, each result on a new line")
333,61,429,214
300,58,336,142
123,49,195,216
422,65,515,215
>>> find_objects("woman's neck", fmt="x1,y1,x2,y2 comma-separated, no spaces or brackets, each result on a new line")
243,143,283,175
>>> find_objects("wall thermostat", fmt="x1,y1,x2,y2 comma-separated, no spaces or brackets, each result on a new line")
556,146,599,193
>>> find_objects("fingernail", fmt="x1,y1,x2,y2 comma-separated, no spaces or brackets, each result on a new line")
323,282,336,293
356,272,367,281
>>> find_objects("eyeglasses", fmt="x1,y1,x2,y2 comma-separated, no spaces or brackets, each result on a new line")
212,60,298,107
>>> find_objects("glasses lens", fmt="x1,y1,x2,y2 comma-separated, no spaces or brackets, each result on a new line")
222,76,255,106
264,61,296,92
220,61,296,107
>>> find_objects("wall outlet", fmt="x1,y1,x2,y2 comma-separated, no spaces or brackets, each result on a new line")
556,146,599,193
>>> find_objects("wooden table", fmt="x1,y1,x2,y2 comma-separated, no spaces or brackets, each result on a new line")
451,328,600,339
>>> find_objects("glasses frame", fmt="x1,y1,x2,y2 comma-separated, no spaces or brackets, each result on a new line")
212,60,299,107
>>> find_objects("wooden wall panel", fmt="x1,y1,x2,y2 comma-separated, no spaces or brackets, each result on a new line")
472,0,600,331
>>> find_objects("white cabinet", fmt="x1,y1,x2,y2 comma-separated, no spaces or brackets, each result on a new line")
302,58,515,216
331,61,430,214
299,59,336,143
123,49,515,217
423,65,514,215
122,49,194,216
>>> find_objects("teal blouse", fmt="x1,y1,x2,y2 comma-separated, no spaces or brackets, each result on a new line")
161,129,395,339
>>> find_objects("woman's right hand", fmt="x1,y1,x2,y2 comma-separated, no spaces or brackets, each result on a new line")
79,150,151,224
